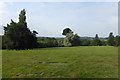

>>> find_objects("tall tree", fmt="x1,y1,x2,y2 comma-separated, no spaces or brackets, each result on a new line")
92,34,102,46
3,9,38,50
107,32,115,46
63,28,80,47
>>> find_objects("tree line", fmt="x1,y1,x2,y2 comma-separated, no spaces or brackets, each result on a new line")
2,9,120,50
61,28,120,47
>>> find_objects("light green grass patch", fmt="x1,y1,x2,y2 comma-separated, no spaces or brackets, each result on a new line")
2,46,118,78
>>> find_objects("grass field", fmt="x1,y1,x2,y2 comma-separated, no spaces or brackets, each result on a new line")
2,46,118,78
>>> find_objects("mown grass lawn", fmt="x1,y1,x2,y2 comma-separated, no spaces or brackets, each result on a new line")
2,46,118,78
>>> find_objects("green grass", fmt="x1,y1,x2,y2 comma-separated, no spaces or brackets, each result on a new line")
2,46,118,78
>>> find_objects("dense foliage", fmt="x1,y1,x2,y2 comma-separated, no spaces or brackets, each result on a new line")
62,28,72,35
114,35,120,46
62,28,80,47
37,37,58,48
92,34,102,46
107,32,115,46
37,37,64,48
80,39,91,46
3,9,38,50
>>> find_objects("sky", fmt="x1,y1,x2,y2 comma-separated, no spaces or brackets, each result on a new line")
0,2,118,37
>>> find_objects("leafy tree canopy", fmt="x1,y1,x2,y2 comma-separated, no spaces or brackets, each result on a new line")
62,28,72,36
107,32,115,46
3,9,38,50
63,28,80,47
92,34,102,46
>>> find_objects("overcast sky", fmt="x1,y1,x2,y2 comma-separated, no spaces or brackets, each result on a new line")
0,2,118,37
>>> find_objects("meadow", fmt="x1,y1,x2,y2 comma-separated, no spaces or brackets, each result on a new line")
2,46,118,78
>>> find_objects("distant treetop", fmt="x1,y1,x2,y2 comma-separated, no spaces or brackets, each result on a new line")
62,28,73,36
